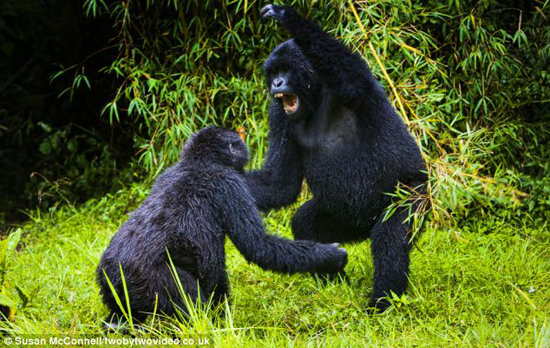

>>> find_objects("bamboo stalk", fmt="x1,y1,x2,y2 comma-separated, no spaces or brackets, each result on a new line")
348,0,409,124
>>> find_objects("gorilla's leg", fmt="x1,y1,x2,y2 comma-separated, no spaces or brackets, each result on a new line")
102,310,148,333
369,208,412,312
102,267,210,331
291,199,364,243
100,285,148,332
291,199,360,282
152,266,207,317
210,271,229,307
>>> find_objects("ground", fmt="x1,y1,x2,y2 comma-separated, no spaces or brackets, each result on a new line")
1,184,548,347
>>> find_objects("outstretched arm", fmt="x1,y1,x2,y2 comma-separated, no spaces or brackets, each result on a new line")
220,178,347,275
261,4,375,104
246,104,303,211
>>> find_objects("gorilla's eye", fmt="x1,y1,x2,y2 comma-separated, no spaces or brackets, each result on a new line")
229,142,241,155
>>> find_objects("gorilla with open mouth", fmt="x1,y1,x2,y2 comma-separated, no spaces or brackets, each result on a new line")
247,4,428,311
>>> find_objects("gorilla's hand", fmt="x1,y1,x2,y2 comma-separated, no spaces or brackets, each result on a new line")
314,243,348,274
260,4,296,24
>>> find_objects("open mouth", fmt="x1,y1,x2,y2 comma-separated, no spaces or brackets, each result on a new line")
274,93,299,114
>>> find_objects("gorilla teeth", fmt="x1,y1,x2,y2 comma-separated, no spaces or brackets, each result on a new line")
273,93,298,114
274,92,295,98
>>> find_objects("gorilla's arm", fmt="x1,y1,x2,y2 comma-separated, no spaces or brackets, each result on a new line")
246,104,303,211
261,4,374,104
220,178,347,275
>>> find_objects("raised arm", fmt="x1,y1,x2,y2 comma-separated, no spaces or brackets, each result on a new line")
220,177,347,275
261,4,375,103
246,103,303,211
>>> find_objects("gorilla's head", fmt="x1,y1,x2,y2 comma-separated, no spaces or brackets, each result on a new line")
264,39,319,120
180,126,249,171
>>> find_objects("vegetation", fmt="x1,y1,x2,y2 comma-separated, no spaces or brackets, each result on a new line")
0,188,548,346
0,0,548,346
63,0,549,224
1,0,548,222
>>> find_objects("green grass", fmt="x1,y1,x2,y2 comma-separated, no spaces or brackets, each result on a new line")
1,184,549,347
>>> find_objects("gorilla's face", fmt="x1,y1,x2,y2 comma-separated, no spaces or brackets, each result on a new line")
264,40,318,120
218,130,249,171
181,126,249,171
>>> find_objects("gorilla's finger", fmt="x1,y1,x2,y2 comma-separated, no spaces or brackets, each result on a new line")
260,4,271,15
260,5,274,20
262,11,274,21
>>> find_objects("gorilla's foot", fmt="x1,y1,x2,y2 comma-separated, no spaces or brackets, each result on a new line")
366,298,391,314
102,321,130,334
102,321,150,335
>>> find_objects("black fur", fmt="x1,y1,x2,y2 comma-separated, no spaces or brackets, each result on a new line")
249,5,428,311
96,126,348,326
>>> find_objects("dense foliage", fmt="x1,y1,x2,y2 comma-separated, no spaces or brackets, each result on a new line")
0,2,548,344
0,0,133,220
1,0,548,225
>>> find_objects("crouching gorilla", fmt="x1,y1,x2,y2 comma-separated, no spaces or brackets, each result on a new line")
247,5,428,311
97,126,348,328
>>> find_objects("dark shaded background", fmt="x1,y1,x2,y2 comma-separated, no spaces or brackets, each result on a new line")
0,0,548,229
0,0,134,225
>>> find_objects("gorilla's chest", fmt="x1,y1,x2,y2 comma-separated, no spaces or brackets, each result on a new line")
295,103,360,154
299,110,369,194
295,102,385,208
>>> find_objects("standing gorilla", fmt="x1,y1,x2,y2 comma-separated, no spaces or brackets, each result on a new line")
97,126,348,328
247,5,427,311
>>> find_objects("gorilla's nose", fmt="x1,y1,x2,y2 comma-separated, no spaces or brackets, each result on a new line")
272,77,284,88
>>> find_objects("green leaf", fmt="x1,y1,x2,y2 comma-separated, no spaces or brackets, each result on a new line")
39,142,52,155
0,292,17,308
37,122,52,133
0,240,8,264
15,286,29,307
67,139,78,153
7,229,22,252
